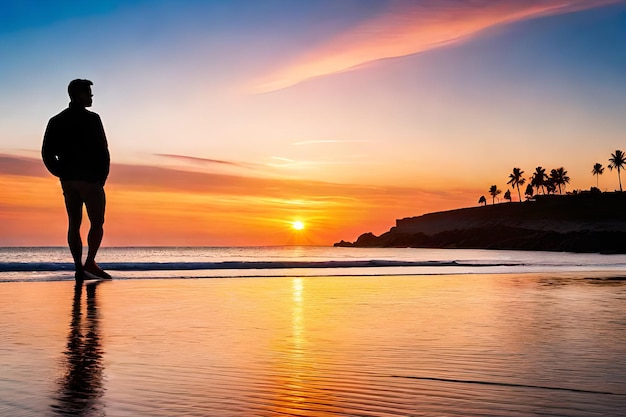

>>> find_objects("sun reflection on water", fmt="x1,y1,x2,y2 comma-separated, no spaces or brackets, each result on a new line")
291,277,304,351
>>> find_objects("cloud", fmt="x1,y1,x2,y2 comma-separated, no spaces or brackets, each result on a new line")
0,152,464,203
0,153,391,197
108,160,387,198
0,154,47,177
253,0,619,93
155,153,253,168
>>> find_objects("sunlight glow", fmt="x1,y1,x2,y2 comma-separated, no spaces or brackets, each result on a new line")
292,221,305,231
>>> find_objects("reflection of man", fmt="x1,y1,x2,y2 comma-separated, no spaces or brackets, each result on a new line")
42,79,111,281
52,282,105,416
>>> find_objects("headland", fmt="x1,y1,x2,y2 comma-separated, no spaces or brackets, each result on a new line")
335,191,626,253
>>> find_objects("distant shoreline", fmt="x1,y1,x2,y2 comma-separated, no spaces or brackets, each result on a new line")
335,192,626,254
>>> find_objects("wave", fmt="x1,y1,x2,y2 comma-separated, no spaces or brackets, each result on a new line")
0,259,513,273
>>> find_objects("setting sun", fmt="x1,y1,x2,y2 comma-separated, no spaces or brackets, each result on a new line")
292,221,305,231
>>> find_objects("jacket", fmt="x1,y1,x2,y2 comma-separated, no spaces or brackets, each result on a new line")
42,103,110,184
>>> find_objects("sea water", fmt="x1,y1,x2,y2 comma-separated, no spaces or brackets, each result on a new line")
2,246,626,281
1,247,625,416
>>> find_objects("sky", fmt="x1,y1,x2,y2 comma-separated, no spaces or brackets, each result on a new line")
1,0,626,246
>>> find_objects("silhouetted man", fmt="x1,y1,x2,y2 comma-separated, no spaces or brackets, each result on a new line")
42,79,111,281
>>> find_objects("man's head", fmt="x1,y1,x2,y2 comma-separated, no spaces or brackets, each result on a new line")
68,79,93,107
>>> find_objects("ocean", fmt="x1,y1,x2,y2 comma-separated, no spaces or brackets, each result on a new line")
2,246,626,281
1,246,625,416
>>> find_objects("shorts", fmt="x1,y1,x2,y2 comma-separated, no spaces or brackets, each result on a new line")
61,180,106,226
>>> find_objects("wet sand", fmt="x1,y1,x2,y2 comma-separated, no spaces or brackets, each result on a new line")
1,274,625,416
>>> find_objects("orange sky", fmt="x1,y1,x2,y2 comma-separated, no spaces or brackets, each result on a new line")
1,1,625,246
0,154,478,246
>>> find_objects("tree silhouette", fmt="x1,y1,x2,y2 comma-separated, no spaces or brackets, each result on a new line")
507,167,525,202
489,185,501,205
531,166,548,195
608,150,625,192
504,189,512,202
524,183,534,200
549,167,570,194
592,163,604,188
478,195,487,206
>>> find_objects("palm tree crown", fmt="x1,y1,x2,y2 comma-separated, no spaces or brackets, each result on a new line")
504,189,512,202
592,163,604,188
488,185,501,205
549,167,570,195
507,167,525,202
524,183,534,199
531,167,548,195
608,150,626,192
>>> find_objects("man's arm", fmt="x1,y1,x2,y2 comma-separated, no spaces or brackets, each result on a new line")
95,114,110,185
41,118,63,178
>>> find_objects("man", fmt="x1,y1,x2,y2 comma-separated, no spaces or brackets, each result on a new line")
42,79,111,281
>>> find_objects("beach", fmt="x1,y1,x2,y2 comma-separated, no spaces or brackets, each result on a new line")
4,1,626,415
2,267,625,416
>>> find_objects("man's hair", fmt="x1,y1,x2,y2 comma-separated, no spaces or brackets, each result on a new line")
67,79,93,100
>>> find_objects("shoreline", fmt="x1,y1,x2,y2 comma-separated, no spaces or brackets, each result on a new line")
2,268,626,284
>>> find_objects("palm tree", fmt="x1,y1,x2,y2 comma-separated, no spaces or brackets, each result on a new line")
478,196,487,206
549,167,570,194
531,166,548,195
558,167,570,194
489,185,501,205
524,183,534,200
507,167,525,202
608,150,626,192
504,189,512,202
592,163,604,188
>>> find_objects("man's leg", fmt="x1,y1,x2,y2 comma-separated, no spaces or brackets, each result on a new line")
83,184,110,279
61,181,84,280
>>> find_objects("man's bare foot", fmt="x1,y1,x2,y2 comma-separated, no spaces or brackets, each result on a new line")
84,261,112,280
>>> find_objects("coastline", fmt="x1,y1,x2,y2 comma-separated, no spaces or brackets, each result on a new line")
336,192,626,253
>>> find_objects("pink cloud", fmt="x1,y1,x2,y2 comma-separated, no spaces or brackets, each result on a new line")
253,0,619,93
0,154,48,177
155,153,259,169
0,153,475,207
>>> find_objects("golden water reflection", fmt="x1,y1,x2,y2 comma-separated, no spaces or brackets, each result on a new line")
51,282,105,417
291,277,305,354
2,274,625,416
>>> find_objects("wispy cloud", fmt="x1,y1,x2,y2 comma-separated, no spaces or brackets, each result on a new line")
266,155,374,170
155,153,261,170
253,0,619,93
266,156,338,169
0,152,458,201
156,153,242,166
0,154,47,177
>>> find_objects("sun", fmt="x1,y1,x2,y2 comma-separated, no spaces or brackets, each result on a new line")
292,220,305,231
